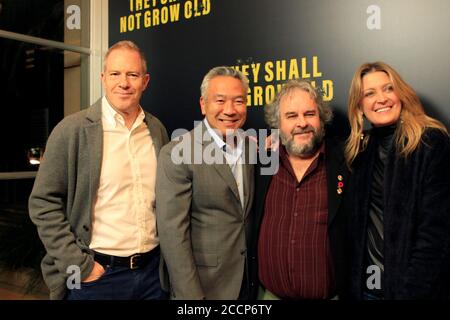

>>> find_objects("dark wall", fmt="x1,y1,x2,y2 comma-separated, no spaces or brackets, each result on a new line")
109,0,450,137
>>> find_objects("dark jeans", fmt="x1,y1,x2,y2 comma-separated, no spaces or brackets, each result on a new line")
66,251,167,300
363,291,383,300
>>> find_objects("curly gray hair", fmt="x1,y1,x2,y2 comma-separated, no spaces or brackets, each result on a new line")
264,79,332,128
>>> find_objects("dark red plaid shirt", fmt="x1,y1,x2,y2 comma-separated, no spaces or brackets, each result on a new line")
258,143,335,299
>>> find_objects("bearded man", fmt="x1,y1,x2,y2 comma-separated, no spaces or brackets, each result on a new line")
249,79,349,300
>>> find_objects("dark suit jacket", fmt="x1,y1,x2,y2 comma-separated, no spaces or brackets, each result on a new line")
248,135,349,299
348,128,450,299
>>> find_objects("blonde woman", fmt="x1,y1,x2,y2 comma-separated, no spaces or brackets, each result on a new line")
345,61,450,299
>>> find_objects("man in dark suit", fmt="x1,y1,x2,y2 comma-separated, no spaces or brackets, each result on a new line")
250,79,349,300
156,66,255,299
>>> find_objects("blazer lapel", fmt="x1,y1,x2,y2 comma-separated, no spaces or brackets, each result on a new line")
325,138,346,227
243,138,255,217
145,113,162,154
196,122,241,204
213,162,241,202
84,101,103,203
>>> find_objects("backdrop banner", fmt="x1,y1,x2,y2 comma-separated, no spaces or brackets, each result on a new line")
109,0,450,136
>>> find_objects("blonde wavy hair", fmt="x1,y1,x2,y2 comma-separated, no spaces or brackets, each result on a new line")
345,61,448,168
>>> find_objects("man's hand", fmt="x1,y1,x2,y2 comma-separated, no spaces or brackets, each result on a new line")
82,261,105,283
247,133,280,151
265,134,280,151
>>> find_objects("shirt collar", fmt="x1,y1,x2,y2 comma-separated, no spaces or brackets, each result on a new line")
203,118,244,160
102,96,145,129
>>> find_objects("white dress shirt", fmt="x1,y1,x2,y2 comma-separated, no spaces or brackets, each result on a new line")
204,119,245,208
89,97,158,256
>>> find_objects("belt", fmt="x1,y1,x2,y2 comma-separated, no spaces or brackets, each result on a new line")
93,246,159,270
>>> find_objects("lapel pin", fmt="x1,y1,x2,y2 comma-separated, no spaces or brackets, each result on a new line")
337,175,344,194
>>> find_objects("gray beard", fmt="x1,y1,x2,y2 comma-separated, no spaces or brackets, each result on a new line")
280,126,325,158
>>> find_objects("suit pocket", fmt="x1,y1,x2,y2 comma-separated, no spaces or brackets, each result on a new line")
193,252,218,267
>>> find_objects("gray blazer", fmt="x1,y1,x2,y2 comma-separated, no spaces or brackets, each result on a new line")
156,123,255,299
28,100,169,300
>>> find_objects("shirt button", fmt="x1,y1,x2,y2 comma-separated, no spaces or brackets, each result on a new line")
291,240,296,244
294,212,298,217
296,187,300,192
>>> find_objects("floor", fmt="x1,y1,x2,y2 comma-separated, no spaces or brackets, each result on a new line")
0,268,48,300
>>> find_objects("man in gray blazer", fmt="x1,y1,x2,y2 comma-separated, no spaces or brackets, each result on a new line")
29,41,169,300
156,66,255,299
